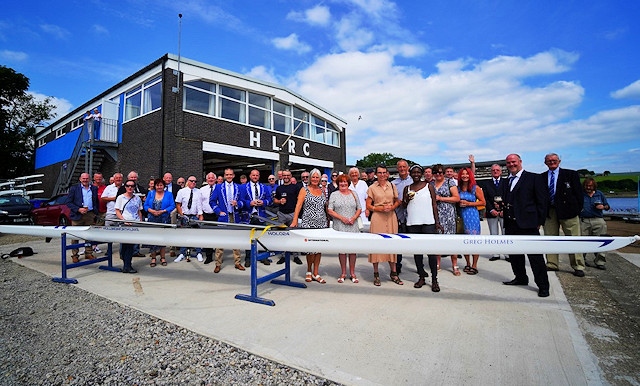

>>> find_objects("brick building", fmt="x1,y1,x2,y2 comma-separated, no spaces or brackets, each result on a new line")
34,54,348,195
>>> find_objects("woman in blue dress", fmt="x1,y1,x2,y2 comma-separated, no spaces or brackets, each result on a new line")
457,168,486,275
144,178,175,267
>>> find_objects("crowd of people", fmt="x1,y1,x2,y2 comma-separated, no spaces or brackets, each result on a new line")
64,152,610,297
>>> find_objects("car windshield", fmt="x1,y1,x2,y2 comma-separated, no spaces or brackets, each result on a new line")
0,197,30,206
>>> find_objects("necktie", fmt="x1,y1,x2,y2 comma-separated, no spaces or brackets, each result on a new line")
494,179,500,189
254,183,259,200
549,170,555,205
187,189,193,210
227,184,233,212
508,175,516,190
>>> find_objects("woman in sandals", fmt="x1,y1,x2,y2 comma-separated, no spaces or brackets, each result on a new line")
431,164,461,276
402,164,442,292
144,178,175,267
327,173,362,283
291,168,328,284
457,168,485,275
366,164,402,286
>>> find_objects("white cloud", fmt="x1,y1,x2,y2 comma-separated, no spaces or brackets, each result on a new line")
0,50,28,62
287,5,331,26
611,79,640,99
244,65,279,84
272,33,311,54
29,92,73,123
286,49,634,166
40,24,70,39
92,24,109,35
335,15,374,51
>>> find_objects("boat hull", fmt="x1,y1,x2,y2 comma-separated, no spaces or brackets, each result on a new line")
1,225,638,255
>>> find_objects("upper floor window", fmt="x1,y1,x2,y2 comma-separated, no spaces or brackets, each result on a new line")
124,76,162,121
248,92,270,129
182,78,340,147
219,85,246,123
184,80,215,115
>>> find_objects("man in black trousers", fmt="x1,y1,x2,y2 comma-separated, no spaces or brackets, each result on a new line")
501,154,550,297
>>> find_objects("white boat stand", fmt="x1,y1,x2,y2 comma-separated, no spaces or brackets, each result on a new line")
52,232,120,284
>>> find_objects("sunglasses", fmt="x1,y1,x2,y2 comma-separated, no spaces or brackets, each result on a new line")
268,178,276,180
188,179,196,182
125,184,135,188
321,179,327,182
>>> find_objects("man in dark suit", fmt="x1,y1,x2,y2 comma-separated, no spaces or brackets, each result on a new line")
541,153,585,276
65,172,99,263
480,164,507,261
240,169,273,266
501,154,550,297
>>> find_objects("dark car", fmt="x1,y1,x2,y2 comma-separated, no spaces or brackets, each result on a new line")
0,195,34,225
31,194,71,226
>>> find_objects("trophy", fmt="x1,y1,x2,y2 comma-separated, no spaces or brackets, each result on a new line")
407,190,416,200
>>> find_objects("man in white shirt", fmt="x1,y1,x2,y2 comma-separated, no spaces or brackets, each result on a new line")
199,172,218,264
101,172,123,226
174,176,204,262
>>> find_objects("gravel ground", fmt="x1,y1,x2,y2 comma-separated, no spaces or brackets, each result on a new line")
0,256,338,386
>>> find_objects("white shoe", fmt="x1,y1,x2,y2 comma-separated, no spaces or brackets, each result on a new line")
174,254,185,262
197,253,203,262
93,246,102,253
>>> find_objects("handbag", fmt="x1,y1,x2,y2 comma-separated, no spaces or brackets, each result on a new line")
455,214,465,234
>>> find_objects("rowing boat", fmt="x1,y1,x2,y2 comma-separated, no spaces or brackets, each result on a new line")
1,225,637,255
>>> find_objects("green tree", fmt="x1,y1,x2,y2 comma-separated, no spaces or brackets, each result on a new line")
355,152,418,168
0,65,56,178
603,170,610,176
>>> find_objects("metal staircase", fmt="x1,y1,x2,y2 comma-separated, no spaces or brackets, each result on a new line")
53,118,118,195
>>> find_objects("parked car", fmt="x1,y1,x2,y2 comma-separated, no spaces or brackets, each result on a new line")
31,194,71,226
0,195,34,225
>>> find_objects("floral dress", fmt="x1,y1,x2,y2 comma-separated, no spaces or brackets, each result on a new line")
328,191,361,233
432,179,456,234
459,186,480,235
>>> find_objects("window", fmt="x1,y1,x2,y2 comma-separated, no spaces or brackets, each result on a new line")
184,80,215,115
293,107,309,138
248,92,270,129
124,75,162,121
55,128,64,138
181,77,340,147
272,100,291,133
219,85,246,123
37,138,45,147
125,86,141,121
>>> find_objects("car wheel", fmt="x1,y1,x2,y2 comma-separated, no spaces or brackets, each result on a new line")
59,216,69,226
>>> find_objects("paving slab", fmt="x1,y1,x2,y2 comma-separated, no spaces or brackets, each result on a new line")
2,223,613,386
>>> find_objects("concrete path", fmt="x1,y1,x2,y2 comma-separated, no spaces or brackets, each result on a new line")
5,223,615,386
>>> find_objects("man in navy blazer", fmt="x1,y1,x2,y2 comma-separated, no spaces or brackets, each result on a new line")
240,169,272,266
541,153,585,276
500,154,550,297
480,164,507,261
210,168,245,272
65,172,99,262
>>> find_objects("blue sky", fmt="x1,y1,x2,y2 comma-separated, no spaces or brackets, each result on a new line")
2,0,639,173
